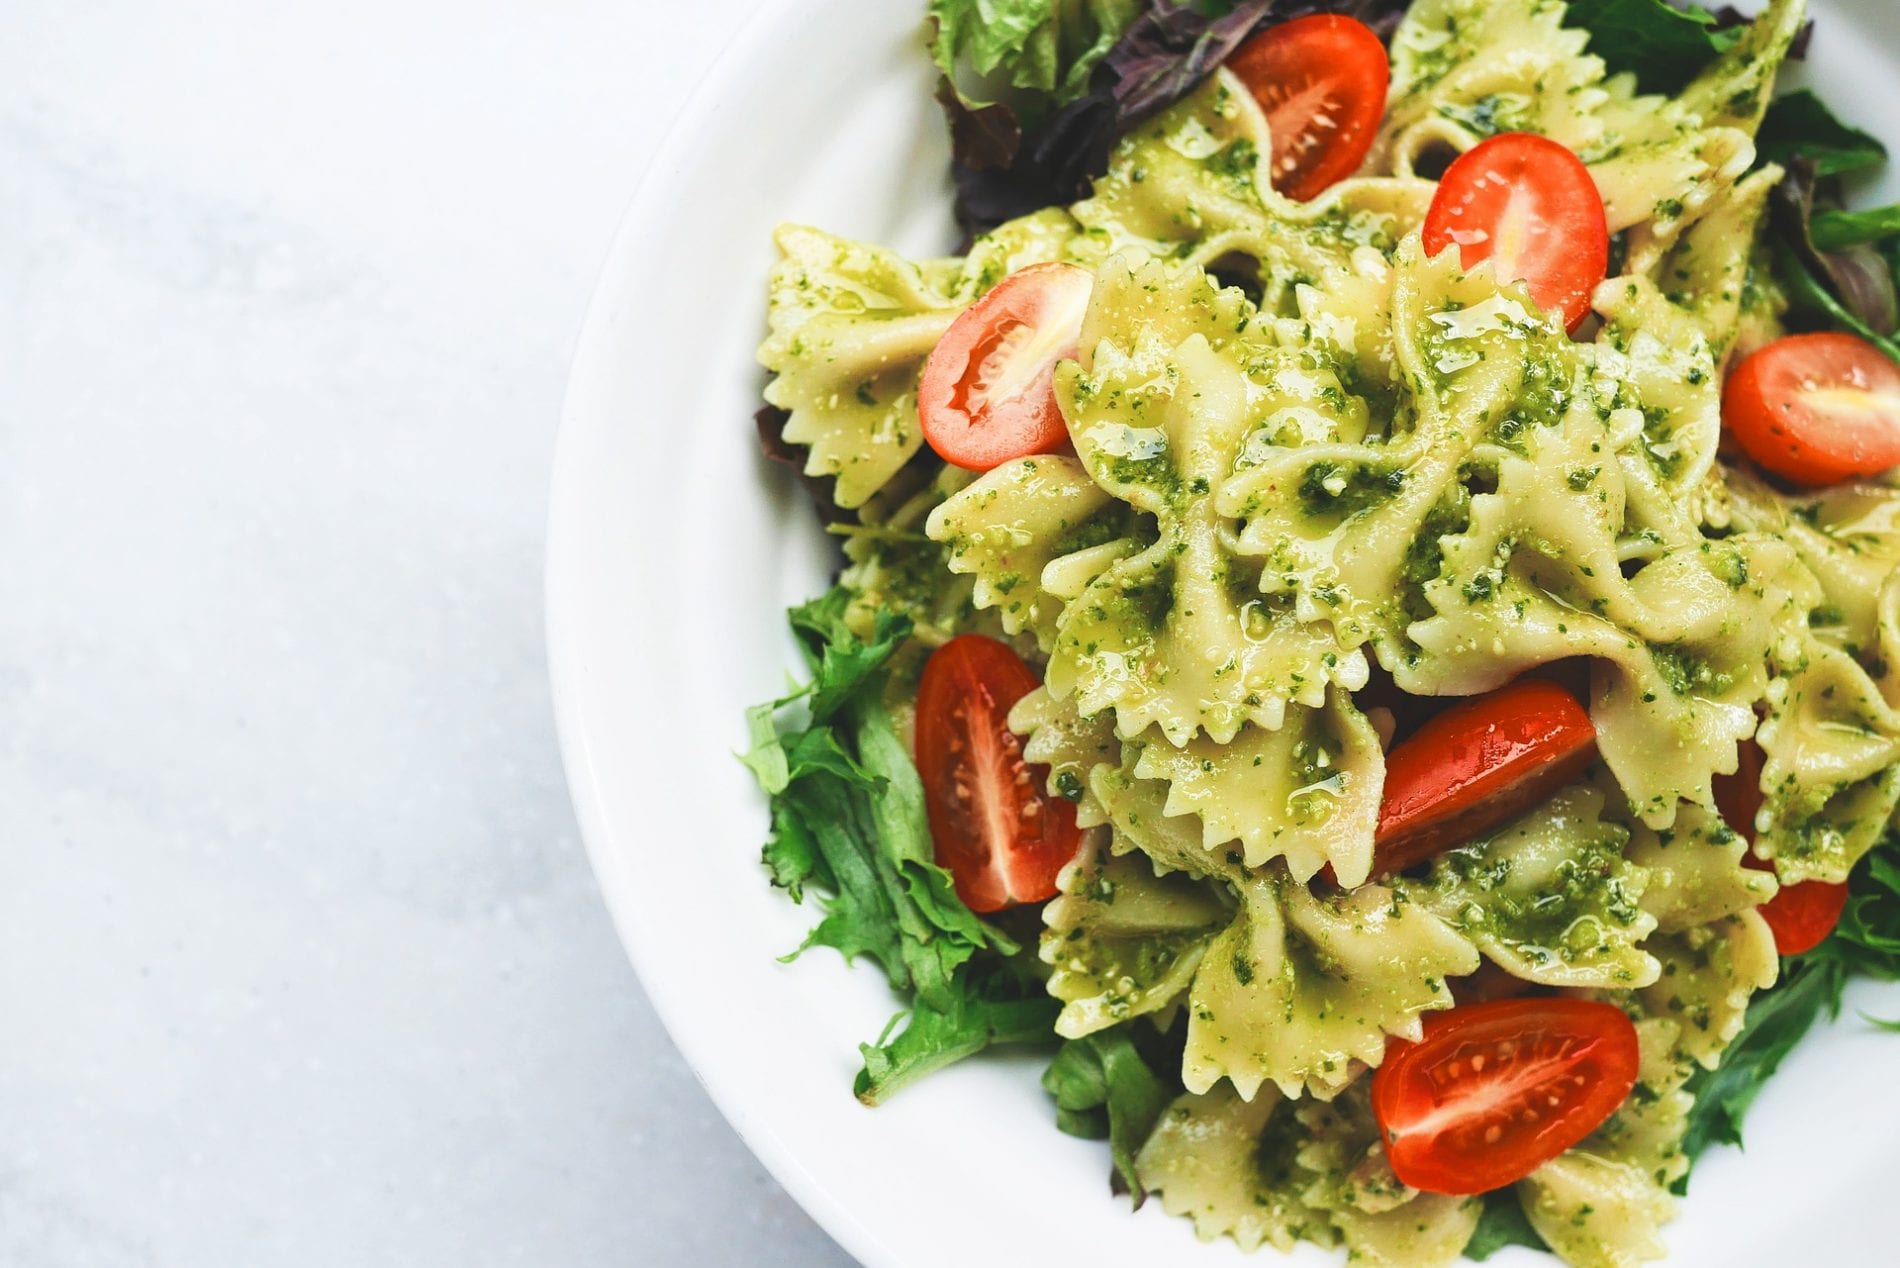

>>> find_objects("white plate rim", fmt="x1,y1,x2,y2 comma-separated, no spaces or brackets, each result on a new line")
543,2,895,1264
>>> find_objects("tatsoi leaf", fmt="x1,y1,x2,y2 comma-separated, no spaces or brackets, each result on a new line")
1812,204,1900,251
1758,89,1888,177
1042,1028,1176,1203
1465,1190,1552,1261
1562,0,1741,96
855,955,1061,1104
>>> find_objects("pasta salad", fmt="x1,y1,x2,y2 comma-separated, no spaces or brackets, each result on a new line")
739,0,1900,1262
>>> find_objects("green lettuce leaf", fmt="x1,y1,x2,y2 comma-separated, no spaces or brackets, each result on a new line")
1758,89,1888,177
929,0,1142,110
746,587,1016,1014
1465,1190,1552,1261
1812,205,1900,252
1042,1027,1177,1203
855,953,1061,1104
1563,0,1742,96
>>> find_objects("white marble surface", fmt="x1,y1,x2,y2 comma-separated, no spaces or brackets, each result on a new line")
1,2,852,1264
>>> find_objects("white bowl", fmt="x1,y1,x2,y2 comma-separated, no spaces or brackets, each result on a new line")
548,1,1900,1263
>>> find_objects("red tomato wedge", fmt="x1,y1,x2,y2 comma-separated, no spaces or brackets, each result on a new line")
1754,870,1850,956
914,635,1082,912
1714,739,1850,955
1371,678,1597,878
1226,14,1390,202
1722,332,1900,486
1372,998,1640,1195
1421,133,1609,333
918,262,1092,472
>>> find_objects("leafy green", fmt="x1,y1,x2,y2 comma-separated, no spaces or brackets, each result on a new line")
1464,1190,1551,1261
1773,239,1900,360
745,588,1015,1015
1678,957,1843,1175
929,0,1142,111
855,953,1061,1104
1812,205,1900,252
1679,830,1900,1186
1042,1027,1177,1202
1769,160,1900,346
1758,89,1889,177
1563,0,1741,96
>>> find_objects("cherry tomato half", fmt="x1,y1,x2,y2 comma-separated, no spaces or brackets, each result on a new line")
1714,739,1849,956
1722,332,1900,487
1372,997,1640,1195
914,635,1082,912
918,262,1092,473
1371,678,1597,878
1421,132,1609,333
1227,14,1390,202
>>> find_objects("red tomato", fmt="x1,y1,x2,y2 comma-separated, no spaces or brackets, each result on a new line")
1371,678,1597,877
1421,133,1609,332
1715,739,1849,955
1226,15,1390,202
914,635,1082,912
1372,998,1640,1195
1722,332,1900,486
918,262,1092,472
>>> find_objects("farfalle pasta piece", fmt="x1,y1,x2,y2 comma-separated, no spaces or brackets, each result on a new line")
1086,760,1478,1099
1516,1016,1699,1267
1405,785,1660,989
1724,475,1900,882
1134,1083,1336,1254
1225,243,1559,657
1622,799,1777,933
1129,690,1383,886
760,210,1079,508
1042,837,1231,1038
1008,685,1120,829
1047,257,1371,743
925,453,1137,648
1181,868,1478,1100
1636,911,1780,1068
1072,71,1416,313
1297,1088,1481,1267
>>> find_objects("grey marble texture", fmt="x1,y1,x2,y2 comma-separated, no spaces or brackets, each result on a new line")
1,2,852,1264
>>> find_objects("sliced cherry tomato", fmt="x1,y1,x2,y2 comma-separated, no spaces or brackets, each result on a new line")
1372,997,1640,1195
914,635,1082,912
1753,873,1849,956
918,262,1091,472
1371,678,1597,877
1421,132,1609,333
1712,736,1767,847
1722,332,1900,486
1226,14,1390,202
1715,738,1850,955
